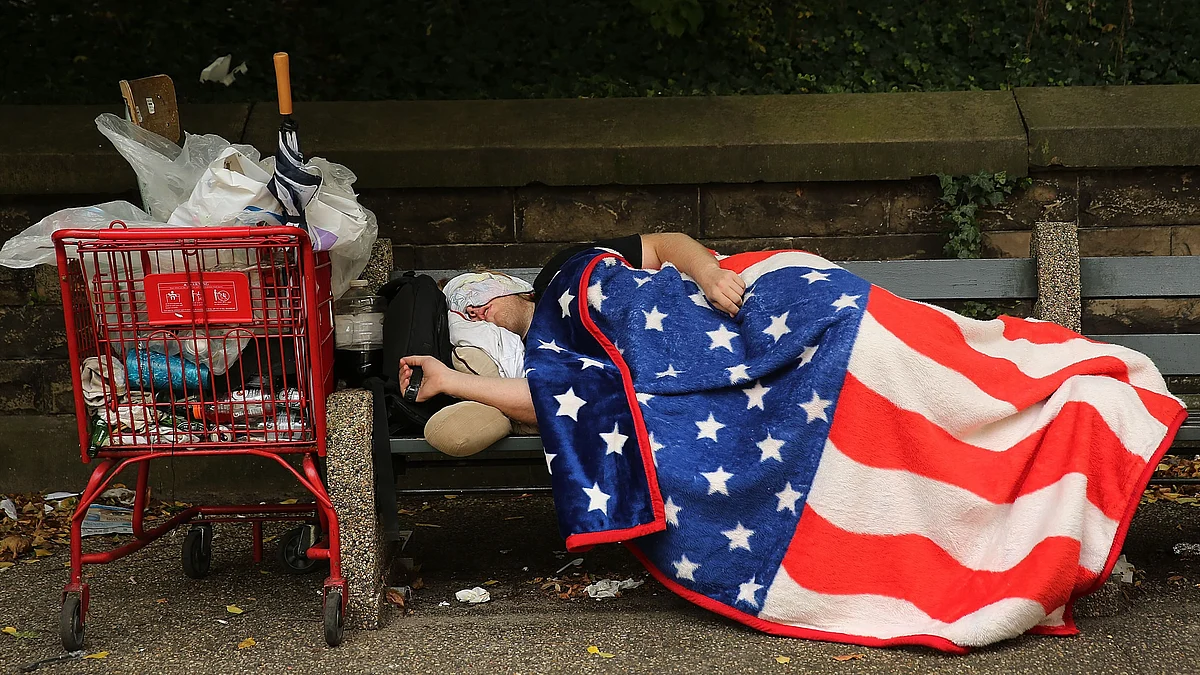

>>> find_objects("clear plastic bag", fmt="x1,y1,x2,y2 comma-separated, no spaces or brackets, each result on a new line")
95,113,262,222
0,201,159,269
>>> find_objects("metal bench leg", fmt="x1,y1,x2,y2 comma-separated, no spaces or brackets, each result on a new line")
325,389,388,629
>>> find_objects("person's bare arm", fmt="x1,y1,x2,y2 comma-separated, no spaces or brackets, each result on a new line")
399,355,537,425
641,232,746,316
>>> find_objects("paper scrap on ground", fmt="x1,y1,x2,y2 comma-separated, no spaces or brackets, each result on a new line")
81,505,133,537
199,55,248,86
584,578,644,599
455,587,491,604
0,499,15,520
44,492,78,501
1112,554,1135,583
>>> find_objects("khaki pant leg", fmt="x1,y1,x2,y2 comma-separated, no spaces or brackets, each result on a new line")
424,400,513,457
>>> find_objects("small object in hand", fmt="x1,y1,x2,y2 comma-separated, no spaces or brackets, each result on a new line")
404,366,423,403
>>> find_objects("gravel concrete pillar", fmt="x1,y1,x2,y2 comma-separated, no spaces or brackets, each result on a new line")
324,389,386,629
361,237,394,293
1030,220,1082,332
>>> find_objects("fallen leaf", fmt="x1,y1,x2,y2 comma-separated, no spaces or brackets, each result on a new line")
83,651,109,659
587,646,599,654
227,605,244,614
832,653,865,661
2,626,15,635
411,578,425,590
386,588,407,607
0,562,13,569
443,495,458,500
238,637,256,649
413,523,442,528
482,579,500,586
156,598,168,603
1169,576,1185,582
33,548,52,557
280,499,298,505
259,570,270,575
776,656,791,663
599,652,615,658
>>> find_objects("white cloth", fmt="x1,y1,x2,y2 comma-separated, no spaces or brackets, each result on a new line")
447,312,525,379
442,272,533,314
81,356,127,408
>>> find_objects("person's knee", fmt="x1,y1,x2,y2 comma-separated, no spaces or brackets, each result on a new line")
424,400,511,457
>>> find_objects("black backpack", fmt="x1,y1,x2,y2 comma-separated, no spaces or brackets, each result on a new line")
375,272,455,434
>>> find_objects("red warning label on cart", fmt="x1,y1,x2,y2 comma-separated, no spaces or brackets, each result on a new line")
144,272,253,325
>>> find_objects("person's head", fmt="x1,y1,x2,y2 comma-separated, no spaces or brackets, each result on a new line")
464,292,536,337
443,271,537,338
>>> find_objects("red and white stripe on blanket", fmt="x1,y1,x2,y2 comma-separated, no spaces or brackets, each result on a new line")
714,251,1187,649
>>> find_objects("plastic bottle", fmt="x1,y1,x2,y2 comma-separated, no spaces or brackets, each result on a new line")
334,280,385,387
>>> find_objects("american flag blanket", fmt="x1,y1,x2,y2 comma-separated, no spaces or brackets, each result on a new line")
524,248,1188,652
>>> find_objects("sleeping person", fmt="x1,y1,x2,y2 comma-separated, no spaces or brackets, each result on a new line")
409,232,743,456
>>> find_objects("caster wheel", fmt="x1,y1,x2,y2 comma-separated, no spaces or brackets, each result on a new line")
60,594,84,652
324,589,345,648
277,525,321,575
182,524,212,579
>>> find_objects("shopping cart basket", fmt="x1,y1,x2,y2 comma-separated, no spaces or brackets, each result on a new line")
52,223,345,649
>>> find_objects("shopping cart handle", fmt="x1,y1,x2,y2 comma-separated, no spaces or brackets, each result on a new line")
51,225,312,244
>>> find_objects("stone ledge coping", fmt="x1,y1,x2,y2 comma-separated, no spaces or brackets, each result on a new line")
1015,85,1200,169
1,86,1197,194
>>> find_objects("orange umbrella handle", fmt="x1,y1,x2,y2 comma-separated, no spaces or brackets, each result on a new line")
274,52,293,116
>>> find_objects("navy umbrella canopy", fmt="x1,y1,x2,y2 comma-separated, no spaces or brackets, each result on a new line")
268,53,333,249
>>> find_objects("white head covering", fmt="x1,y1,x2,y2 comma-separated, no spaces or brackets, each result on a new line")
442,271,534,315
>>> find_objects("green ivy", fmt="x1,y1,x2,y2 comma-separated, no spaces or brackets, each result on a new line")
936,170,1031,320
1,1,1198,104
938,171,1031,259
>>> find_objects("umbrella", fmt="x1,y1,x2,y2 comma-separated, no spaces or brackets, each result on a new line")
268,52,333,249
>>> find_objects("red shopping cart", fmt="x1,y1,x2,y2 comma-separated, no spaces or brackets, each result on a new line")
52,223,345,650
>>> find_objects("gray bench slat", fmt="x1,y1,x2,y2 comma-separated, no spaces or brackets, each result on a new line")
1086,334,1200,375
1180,425,1199,442
391,435,543,454
417,258,1037,301
839,259,1036,300
1081,256,1200,298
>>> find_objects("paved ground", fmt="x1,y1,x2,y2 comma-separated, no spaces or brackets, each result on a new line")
2,494,1200,675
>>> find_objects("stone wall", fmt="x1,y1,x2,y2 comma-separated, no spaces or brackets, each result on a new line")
1,86,1198,493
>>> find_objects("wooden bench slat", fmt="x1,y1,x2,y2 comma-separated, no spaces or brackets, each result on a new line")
1086,334,1200,375
1081,256,1200,298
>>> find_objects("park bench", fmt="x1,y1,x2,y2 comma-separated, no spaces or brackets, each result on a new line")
386,226,1199,487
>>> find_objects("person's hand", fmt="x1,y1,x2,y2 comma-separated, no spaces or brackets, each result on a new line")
399,355,455,403
697,267,746,317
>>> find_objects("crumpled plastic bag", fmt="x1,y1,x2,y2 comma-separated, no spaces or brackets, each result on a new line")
0,201,163,269
583,578,644,599
96,113,261,222
167,146,279,228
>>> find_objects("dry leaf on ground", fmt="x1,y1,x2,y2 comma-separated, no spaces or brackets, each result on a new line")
386,588,407,607
832,653,866,661
83,651,109,659
226,605,244,614
238,637,256,649
776,656,791,663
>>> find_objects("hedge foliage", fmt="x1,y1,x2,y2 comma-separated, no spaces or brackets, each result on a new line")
2,0,1196,104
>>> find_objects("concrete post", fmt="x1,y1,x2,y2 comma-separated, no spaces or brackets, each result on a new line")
324,389,386,629
1030,220,1082,332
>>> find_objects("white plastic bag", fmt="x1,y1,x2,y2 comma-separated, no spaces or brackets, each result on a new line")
0,201,160,269
168,147,279,228
95,113,261,221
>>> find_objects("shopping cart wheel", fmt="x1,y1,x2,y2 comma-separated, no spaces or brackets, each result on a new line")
323,589,345,648
60,594,84,652
182,524,213,579
277,525,320,574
